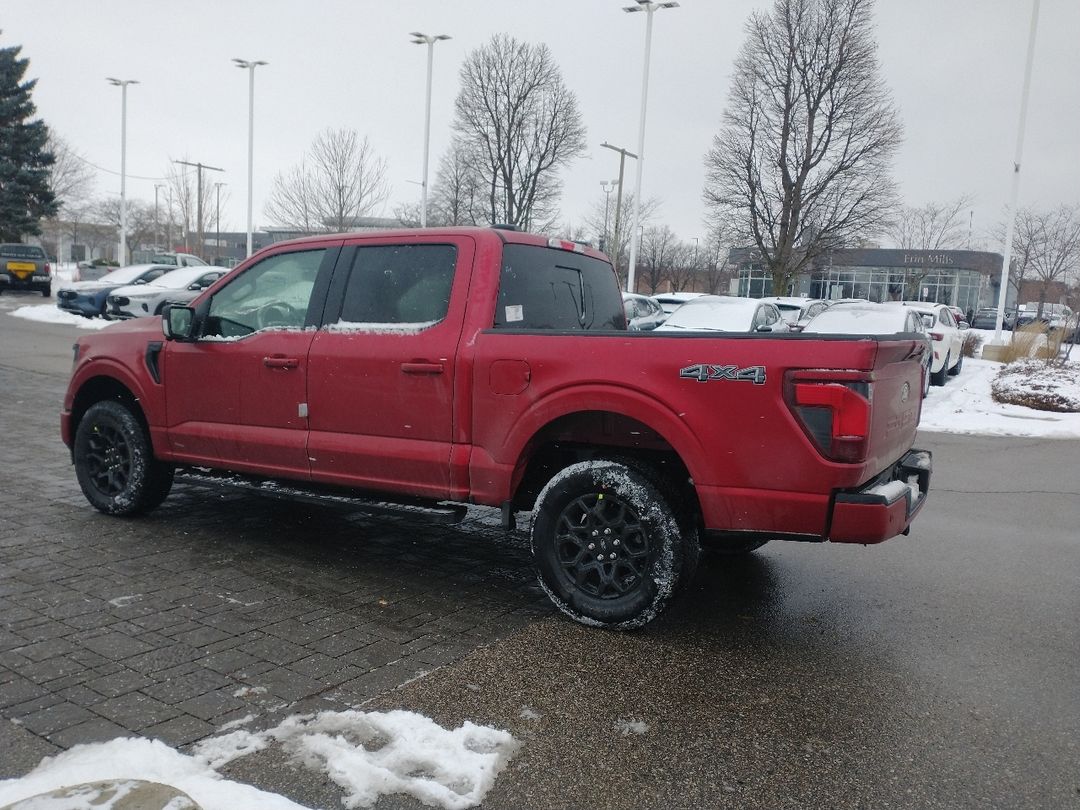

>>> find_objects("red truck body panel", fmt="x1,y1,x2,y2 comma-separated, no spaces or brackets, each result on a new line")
62,227,930,547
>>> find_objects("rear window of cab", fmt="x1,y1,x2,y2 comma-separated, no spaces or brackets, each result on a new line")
493,244,627,331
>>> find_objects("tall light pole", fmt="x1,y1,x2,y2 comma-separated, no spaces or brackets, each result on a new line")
994,0,1041,344
600,141,638,285
154,183,165,249
409,32,451,228
233,58,267,258
214,182,227,264
106,77,139,266
622,0,679,294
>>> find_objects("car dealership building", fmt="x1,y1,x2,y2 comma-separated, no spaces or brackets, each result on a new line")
728,247,1008,315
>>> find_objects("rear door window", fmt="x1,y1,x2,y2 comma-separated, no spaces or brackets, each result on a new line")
336,244,457,328
494,244,626,330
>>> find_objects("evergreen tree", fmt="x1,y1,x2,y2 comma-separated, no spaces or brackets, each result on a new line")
0,36,57,241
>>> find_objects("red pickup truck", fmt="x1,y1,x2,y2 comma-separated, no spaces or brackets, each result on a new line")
62,227,931,628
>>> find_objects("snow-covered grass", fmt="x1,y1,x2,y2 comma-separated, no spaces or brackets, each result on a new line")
0,709,518,810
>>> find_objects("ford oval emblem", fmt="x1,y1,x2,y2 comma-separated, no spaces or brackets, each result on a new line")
901,381,910,402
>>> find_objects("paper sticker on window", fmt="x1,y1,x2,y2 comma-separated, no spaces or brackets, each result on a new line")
505,304,524,322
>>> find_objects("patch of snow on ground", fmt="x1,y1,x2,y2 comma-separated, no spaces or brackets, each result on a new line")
615,719,649,736
918,357,1080,438
0,710,518,810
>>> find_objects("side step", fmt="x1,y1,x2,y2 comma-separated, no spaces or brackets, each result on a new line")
174,466,469,524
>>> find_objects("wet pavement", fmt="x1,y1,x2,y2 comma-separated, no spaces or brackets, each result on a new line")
0,303,1077,808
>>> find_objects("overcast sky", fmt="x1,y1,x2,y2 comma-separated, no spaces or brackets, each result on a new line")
7,0,1080,251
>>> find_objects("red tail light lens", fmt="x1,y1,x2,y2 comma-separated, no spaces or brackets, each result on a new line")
785,372,872,463
929,331,943,341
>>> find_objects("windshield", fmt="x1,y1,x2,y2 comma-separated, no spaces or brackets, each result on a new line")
150,268,210,289
99,266,156,285
0,244,46,259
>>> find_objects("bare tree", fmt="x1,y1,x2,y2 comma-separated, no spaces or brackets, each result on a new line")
452,34,587,230
704,0,902,296
45,132,95,212
887,195,973,250
638,225,679,294
166,160,213,251
264,128,390,232
96,198,157,262
1025,205,1080,314
581,191,659,287
698,222,738,294
995,207,1044,306
429,139,483,226
666,241,698,292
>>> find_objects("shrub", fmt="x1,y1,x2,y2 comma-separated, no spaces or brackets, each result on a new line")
961,332,982,358
991,359,1080,412
997,323,1047,364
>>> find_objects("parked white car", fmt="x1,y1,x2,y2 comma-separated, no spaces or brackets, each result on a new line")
655,295,787,333
896,301,965,385
758,296,830,331
653,291,707,316
803,302,933,396
622,292,667,331
105,266,227,319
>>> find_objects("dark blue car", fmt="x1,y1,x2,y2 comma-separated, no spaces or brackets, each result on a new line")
55,264,171,318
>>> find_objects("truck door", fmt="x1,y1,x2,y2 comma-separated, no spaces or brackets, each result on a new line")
305,237,473,500
164,246,336,477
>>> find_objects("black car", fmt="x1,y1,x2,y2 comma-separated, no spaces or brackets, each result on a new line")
970,307,1015,330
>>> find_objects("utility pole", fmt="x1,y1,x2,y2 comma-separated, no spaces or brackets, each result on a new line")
154,184,165,248
600,179,618,254
174,160,224,260
600,142,638,286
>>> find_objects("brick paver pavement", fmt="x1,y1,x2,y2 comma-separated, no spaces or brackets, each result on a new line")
0,361,552,777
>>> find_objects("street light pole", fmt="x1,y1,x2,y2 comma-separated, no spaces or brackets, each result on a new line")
214,182,227,264
106,77,139,266
233,58,268,258
600,141,638,286
410,32,451,228
622,0,679,294
994,0,1040,344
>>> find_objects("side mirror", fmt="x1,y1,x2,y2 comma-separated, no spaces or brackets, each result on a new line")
162,304,196,341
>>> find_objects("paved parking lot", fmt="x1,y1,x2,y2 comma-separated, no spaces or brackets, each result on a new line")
0,355,552,780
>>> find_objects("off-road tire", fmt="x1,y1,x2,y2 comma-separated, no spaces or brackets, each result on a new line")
74,400,174,515
531,459,696,629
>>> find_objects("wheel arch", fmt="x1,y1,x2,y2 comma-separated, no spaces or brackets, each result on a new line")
69,374,151,450
501,388,707,517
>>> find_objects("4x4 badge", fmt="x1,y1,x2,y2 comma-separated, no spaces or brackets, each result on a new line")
680,364,766,385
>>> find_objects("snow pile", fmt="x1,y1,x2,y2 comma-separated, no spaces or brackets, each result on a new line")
0,710,519,810
990,359,1080,412
9,304,112,330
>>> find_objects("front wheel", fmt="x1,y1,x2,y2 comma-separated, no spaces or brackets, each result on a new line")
74,400,174,515
531,460,697,629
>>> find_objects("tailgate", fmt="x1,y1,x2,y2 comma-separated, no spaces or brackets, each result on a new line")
862,339,925,478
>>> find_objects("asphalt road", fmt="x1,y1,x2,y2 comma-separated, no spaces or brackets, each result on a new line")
1,295,1077,809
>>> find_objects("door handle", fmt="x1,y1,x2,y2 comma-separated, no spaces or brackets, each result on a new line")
401,361,445,375
263,356,300,369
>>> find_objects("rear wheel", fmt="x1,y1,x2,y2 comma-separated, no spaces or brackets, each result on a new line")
531,460,697,629
931,353,949,386
74,400,174,515
948,350,964,376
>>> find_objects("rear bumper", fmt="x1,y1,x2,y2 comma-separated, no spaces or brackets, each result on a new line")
1,274,50,292
827,448,932,543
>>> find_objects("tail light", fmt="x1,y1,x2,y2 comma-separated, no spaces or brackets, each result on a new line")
929,332,943,341
785,370,872,463
44,262,52,276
